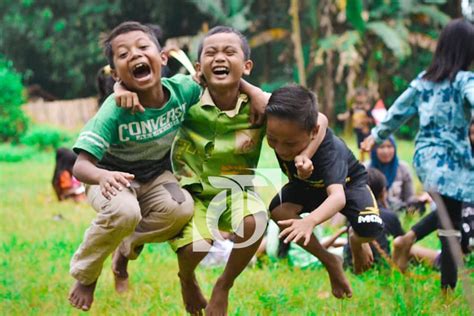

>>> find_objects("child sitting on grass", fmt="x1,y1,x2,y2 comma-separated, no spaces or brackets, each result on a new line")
52,148,85,202
344,167,440,269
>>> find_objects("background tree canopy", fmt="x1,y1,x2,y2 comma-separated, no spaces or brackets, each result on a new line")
0,0,468,128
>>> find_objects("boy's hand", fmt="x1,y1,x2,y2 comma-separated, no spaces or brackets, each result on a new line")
114,81,145,114
295,155,314,179
99,171,134,200
278,217,316,246
360,135,375,152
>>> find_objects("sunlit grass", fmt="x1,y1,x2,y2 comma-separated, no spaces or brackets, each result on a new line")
1,139,472,315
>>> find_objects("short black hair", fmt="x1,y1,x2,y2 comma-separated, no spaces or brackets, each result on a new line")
366,168,387,201
424,18,474,82
266,84,319,133
197,26,250,61
102,21,161,69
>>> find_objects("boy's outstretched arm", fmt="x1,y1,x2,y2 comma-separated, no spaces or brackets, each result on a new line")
73,151,134,200
295,113,328,179
278,184,345,246
239,80,269,126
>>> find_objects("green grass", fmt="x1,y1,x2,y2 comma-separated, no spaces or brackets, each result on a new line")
1,140,473,315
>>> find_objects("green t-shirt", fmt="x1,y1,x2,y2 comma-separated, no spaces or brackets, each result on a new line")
73,74,201,182
172,89,265,197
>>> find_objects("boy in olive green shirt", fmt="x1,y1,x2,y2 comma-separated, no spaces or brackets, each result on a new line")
170,27,328,315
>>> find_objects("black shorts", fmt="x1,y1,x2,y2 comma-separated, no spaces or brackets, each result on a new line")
269,181,383,238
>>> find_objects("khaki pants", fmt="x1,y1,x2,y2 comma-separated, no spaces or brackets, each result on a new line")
70,171,193,285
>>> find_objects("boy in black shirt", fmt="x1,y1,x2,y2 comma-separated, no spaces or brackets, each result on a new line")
266,85,383,298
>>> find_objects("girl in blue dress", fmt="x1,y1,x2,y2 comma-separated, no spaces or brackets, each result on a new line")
362,18,474,290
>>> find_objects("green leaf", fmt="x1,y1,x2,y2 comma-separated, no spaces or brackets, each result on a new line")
409,5,450,26
53,19,66,33
346,0,366,32
366,21,411,60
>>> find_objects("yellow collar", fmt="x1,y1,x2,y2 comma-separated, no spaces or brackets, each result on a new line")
201,88,248,118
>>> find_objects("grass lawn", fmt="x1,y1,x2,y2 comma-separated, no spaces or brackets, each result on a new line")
1,137,473,315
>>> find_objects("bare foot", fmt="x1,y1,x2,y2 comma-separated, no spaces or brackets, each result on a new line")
393,234,415,272
68,280,97,311
206,279,230,316
350,238,374,274
325,256,353,298
178,273,208,315
112,250,129,293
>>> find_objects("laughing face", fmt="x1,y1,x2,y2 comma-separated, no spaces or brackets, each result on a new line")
266,116,317,161
110,30,167,92
197,32,252,90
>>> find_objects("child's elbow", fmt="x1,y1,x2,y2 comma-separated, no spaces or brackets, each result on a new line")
337,192,346,209
72,161,81,180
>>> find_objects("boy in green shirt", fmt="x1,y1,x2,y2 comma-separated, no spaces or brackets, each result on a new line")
68,21,202,311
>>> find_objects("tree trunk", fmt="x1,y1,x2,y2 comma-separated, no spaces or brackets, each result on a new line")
290,0,307,87
442,0,462,18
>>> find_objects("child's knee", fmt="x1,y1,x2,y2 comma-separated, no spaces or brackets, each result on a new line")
238,213,267,242
110,201,142,231
168,189,194,226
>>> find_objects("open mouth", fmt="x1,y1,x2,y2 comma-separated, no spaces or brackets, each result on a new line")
132,63,151,79
212,66,229,76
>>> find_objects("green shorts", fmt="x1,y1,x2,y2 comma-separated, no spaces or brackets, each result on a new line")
169,190,268,252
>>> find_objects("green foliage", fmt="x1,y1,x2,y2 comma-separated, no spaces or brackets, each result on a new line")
19,125,73,150
366,21,412,60
0,143,36,162
0,0,210,99
187,0,252,31
410,4,450,26
346,0,366,32
0,57,28,142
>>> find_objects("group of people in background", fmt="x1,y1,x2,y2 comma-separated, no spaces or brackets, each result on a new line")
49,18,474,314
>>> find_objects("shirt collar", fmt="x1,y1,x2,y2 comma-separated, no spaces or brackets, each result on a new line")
201,88,249,118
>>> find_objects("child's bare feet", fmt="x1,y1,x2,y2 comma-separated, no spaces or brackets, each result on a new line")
112,250,129,293
68,280,97,311
178,272,208,314
393,232,415,272
325,256,353,298
349,229,374,274
206,278,230,316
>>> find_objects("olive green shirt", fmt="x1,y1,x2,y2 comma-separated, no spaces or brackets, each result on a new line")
172,89,266,197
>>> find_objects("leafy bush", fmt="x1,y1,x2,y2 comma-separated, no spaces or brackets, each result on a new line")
0,143,36,162
20,125,73,150
0,57,28,142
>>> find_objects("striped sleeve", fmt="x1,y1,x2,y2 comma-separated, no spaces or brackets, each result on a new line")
73,102,117,160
